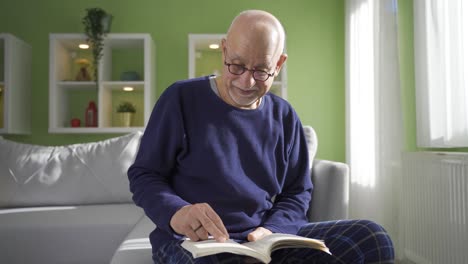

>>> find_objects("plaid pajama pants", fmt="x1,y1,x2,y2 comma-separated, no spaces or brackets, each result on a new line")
153,219,395,264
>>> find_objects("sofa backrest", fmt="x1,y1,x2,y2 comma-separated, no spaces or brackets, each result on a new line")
0,132,142,207
0,126,318,208
303,125,318,169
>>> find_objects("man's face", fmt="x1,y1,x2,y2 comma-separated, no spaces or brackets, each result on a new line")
220,38,282,109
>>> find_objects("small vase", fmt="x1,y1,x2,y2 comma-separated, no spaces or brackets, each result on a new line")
101,14,113,33
118,112,133,127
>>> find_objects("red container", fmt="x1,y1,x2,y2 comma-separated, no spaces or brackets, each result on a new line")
71,118,81,127
85,101,97,127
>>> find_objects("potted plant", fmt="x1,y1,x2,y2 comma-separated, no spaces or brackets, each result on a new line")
82,7,113,84
116,101,136,127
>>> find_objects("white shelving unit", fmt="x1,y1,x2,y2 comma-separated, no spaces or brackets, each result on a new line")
188,33,287,99
49,33,156,133
0,33,32,135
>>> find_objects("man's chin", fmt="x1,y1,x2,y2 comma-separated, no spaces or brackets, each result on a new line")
228,93,258,108
232,98,258,108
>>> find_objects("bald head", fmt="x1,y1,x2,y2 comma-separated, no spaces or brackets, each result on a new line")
226,10,286,60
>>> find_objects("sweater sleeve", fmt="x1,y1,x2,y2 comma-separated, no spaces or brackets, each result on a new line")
127,84,189,238
262,118,313,234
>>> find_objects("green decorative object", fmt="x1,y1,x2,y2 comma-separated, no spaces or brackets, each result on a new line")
82,7,113,84
120,71,141,81
117,101,136,113
116,102,136,127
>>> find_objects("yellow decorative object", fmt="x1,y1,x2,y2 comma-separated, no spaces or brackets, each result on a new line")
75,58,92,81
118,112,133,127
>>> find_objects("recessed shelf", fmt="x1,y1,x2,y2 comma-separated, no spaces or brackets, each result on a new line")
49,33,156,133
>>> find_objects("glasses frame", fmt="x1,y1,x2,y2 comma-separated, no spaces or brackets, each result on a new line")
223,61,275,82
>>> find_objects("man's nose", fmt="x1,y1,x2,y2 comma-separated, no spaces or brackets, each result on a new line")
238,70,256,89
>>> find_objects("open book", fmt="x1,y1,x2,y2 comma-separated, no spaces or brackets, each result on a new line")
181,233,331,264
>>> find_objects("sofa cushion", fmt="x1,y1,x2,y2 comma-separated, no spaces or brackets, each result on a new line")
110,215,155,264
0,204,144,264
0,132,142,207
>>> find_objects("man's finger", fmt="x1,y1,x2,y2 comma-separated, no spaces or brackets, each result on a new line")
247,229,261,242
195,226,209,240
198,213,227,242
205,206,229,237
171,203,228,242
185,228,200,242
248,227,272,242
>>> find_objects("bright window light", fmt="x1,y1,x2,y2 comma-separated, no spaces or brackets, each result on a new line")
348,0,376,188
123,86,134,92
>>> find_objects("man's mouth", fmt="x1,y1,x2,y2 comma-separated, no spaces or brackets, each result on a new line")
235,86,256,96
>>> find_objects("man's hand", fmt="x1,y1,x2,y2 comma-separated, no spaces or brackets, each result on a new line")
170,203,229,242
247,227,272,242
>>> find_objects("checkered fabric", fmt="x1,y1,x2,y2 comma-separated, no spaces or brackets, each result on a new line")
153,219,394,264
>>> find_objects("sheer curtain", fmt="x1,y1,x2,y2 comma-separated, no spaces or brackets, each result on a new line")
414,0,468,148
346,0,403,255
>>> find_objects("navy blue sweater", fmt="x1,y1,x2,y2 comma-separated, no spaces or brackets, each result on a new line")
128,76,312,253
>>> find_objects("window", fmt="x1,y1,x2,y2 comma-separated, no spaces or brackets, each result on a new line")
414,0,468,147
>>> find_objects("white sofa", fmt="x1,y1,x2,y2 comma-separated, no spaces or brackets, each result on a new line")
0,126,349,264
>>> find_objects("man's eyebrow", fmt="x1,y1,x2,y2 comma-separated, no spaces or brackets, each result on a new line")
227,52,242,62
227,52,272,69
254,62,271,70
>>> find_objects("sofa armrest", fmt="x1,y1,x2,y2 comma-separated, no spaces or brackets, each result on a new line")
307,159,350,222
110,215,155,264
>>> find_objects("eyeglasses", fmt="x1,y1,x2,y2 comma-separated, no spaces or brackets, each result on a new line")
224,61,275,82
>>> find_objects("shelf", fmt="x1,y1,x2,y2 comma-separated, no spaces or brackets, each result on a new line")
0,33,32,134
49,127,144,134
58,81,96,85
49,33,156,133
57,81,97,89
101,81,145,90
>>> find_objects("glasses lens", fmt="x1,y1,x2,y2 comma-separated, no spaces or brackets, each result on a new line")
228,64,245,75
253,71,269,81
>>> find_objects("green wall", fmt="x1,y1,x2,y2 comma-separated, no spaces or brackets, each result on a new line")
398,0,417,151
0,0,346,162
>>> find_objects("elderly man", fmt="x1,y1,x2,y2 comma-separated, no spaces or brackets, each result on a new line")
128,10,394,264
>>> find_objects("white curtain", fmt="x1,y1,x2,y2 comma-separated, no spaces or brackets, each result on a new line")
346,0,403,256
414,0,468,147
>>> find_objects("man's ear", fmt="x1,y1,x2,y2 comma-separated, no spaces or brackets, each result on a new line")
221,38,227,62
274,53,288,76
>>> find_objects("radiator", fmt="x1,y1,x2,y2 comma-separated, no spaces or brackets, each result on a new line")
402,152,468,264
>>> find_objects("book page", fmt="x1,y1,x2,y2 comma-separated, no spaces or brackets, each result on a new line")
243,233,331,256
181,239,271,263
